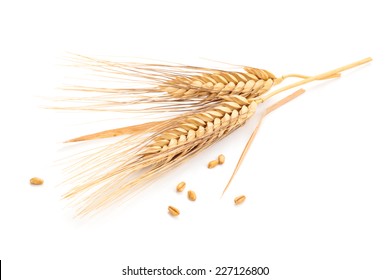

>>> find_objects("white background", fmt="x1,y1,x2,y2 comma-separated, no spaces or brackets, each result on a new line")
0,0,389,279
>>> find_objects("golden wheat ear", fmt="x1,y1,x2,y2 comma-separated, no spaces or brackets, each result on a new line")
65,95,260,216
58,54,343,116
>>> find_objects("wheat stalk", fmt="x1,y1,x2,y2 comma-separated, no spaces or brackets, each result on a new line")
60,56,372,216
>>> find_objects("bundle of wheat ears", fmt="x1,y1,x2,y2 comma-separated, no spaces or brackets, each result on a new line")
59,55,372,216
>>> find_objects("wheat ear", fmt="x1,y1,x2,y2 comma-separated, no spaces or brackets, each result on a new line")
64,95,262,216
59,54,340,116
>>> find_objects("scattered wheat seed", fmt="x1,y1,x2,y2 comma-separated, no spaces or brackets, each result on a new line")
234,195,246,205
208,159,219,169
218,154,225,165
176,181,186,192
187,190,197,201
168,205,180,216
30,177,44,185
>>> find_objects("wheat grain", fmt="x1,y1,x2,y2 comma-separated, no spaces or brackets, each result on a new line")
168,206,180,216
208,160,219,169
176,181,186,192
187,190,197,201
234,195,246,205
30,177,44,185
218,154,225,165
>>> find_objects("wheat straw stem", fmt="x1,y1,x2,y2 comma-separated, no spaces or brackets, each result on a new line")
280,73,340,80
265,89,306,115
221,89,306,195
260,57,372,102
222,58,372,194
